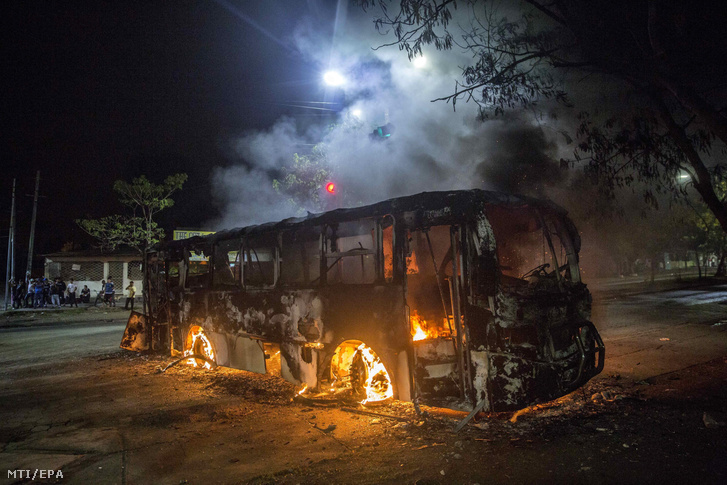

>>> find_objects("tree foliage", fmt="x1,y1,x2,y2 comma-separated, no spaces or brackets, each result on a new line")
77,174,187,254
273,144,332,213
358,0,727,231
690,180,727,275
272,117,366,212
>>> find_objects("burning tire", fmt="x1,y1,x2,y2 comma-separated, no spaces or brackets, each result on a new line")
184,326,216,370
330,340,393,404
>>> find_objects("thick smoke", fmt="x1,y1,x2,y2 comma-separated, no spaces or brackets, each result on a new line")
211,4,562,229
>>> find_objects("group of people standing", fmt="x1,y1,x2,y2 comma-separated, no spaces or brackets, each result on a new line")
7,276,136,310
8,277,86,309
96,277,137,310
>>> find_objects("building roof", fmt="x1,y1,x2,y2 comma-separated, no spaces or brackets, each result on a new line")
43,248,141,260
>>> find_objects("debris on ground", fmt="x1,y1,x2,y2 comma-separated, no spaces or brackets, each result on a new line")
703,411,726,428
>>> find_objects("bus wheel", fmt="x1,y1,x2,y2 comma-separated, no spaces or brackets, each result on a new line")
184,326,216,370
330,340,393,404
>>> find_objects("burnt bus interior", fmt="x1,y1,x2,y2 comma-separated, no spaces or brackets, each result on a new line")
129,190,603,412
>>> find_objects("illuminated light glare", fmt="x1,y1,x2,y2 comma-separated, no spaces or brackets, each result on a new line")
351,109,362,118
412,56,427,69
323,70,345,86
325,182,336,194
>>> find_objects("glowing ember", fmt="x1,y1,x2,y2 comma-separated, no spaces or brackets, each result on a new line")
356,343,394,404
383,226,393,282
297,384,308,395
406,250,419,274
184,326,216,370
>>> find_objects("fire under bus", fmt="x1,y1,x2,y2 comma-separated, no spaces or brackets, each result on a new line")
123,190,604,412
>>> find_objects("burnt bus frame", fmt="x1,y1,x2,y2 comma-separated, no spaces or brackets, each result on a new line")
145,190,604,412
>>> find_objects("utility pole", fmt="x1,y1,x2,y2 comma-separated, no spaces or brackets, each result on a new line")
4,179,17,310
26,171,40,280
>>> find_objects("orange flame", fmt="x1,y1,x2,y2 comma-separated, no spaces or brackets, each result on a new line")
184,326,216,370
357,343,394,404
410,311,442,341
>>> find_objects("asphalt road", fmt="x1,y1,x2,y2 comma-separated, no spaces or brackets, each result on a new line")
1,282,725,380
0,310,128,371
592,283,727,380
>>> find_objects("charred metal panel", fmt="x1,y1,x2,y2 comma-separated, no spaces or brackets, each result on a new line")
168,283,408,394
414,339,460,404
281,342,318,386
120,311,148,351
477,283,597,411
487,353,535,409
469,350,490,410
226,336,267,374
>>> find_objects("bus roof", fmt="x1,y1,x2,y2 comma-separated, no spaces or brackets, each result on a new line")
164,189,572,249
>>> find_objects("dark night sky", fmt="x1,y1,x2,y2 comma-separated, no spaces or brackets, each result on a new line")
2,0,340,270
4,1,727,278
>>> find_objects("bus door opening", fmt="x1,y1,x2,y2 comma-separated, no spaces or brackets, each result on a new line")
406,225,468,403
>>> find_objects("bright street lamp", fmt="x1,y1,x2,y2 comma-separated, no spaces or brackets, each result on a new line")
323,70,346,87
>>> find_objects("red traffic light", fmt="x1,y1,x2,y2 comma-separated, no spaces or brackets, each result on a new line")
325,182,336,194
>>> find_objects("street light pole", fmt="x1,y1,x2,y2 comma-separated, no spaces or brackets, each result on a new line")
26,171,40,280
4,179,17,310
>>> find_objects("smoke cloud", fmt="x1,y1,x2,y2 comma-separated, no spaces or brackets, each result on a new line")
210,4,563,230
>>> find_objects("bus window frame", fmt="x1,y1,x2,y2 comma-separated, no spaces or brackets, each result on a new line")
212,238,242,289
279,227,323,289
184,243,212,289
241,235,279,290
321,216,395,286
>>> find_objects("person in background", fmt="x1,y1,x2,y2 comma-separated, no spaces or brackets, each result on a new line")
98,280,106,306
26,279,35,308
50,278,61,308
80,285,91,303
104,277,115,307
34,279,44,308
8,279,17,309
66,279,78,308
124,280,137,311
42,278,51,306
14,280,26,309
56,278,67,306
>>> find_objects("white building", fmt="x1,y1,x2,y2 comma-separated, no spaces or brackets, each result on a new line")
43,249,143,301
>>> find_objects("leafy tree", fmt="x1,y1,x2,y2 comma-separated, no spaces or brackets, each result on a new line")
77,174,187,254
272,117,366,212
688,180,727,276
273,144,332,213
357,1,727,231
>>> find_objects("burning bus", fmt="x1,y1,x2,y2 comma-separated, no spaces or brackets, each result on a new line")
126,190,604,412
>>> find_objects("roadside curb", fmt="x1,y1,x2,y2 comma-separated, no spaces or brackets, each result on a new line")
0,307,131,330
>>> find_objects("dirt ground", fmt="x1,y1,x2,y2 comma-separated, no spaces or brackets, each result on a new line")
1,345,726,484
2,279,727,484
